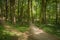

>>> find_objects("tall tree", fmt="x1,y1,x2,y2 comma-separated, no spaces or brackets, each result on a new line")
41,0,47,24
19,0,24,25
57,0,60,24
5,0,8,21
28,0,31,24
10,0,16,24
55,0,58,24
31,0,34,23
0,0,5,25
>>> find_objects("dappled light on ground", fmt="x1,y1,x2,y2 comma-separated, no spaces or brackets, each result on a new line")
28,24,60,40
0,24,60,40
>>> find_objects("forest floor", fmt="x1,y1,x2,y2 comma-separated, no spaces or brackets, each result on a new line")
2,24,60,40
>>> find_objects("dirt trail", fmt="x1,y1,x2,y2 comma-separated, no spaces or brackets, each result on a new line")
28,24,60,40
3,25,28,40
3,24,60,40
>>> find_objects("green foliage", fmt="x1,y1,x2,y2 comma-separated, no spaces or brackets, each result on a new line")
14,24,29,32
0,0,60,40
37,24,60,38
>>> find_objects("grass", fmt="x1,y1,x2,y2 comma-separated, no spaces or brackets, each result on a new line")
14,24,29,32
6,21,29,32
0,25,11,40
36,23,60,38
0,22,29,40
0,21,60,40
5,21,60,37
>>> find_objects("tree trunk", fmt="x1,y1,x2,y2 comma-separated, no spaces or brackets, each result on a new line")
55,0,58,24
41,0,47,24
0,0,5,25
5,0,8,21
10,0,16,24
28,0,31,24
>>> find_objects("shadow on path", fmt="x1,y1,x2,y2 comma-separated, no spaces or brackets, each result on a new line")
2,24,60,40
28,24,60,40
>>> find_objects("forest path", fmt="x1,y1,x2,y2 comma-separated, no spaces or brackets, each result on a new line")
3,25,22,36
3,24,60,40
3,24,28,40
28,24,60,40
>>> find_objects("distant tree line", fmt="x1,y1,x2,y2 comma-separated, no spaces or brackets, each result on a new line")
0,0,60,25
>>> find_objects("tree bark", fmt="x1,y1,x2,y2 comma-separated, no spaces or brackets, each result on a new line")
10,0,16,24
41,0,47,24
